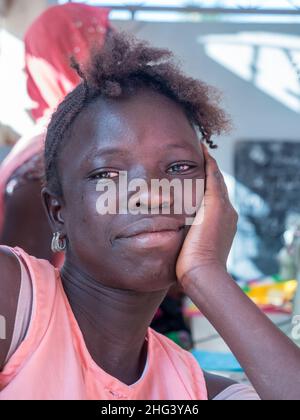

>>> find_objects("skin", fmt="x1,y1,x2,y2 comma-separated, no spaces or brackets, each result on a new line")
0,89,299,399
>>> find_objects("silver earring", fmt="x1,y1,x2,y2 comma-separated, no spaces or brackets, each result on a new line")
51,232,67,253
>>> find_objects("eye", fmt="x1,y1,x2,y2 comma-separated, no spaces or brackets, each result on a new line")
89,170,119,180
167,163,195,174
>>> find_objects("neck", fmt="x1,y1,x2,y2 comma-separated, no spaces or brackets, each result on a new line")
61,259,167,385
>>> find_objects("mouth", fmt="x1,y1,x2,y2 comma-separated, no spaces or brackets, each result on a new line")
115,217,186,249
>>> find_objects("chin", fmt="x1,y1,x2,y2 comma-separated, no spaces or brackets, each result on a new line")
130,261,178,292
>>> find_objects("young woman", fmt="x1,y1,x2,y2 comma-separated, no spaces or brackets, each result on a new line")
0,33,299,400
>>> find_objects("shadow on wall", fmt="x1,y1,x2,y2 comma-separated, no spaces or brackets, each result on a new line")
198,31,300,114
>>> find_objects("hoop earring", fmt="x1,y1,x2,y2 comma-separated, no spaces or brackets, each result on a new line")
51,232,67,253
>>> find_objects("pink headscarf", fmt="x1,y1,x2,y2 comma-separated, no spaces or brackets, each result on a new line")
25,3,110,121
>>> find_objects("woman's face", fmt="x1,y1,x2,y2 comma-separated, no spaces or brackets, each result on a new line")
53,89,205,292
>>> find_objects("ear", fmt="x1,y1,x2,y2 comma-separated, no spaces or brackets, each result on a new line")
41,187,66,236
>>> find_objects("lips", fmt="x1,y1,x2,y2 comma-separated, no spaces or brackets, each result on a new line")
115,217,185,240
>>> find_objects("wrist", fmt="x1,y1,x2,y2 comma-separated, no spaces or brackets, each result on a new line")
180,263,230,295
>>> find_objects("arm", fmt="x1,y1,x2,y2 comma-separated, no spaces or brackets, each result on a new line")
0,248,21,370
1,180,53,261
177,145,300,400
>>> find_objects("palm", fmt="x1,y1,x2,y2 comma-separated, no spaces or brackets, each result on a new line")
176,146,238,286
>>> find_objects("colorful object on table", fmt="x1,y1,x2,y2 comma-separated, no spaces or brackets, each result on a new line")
184,277,298,318
191,349,243,372
243,278,297,307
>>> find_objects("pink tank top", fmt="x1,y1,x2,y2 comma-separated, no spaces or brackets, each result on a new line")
0,247,208,400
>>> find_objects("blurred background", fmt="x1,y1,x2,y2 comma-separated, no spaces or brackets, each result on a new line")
0,0,300,376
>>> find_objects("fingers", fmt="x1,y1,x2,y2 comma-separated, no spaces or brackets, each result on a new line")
201,143,229,202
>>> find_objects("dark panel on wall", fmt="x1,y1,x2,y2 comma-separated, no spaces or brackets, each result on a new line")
235,141,300,276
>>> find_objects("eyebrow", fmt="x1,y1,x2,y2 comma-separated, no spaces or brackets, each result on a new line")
163,144,192,151
86,147,131,160
83,142,198,168
88,144,190,158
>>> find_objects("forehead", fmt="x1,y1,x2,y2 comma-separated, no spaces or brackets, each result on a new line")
64,89,200,160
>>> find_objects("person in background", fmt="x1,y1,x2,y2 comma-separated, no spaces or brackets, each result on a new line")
0,3,111,261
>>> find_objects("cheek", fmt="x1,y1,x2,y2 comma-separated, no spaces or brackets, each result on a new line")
64,188,112,249
193,178,205,209
178,177,205,216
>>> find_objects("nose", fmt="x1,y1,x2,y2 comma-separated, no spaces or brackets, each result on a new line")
127,173,175,214
129,187,173,213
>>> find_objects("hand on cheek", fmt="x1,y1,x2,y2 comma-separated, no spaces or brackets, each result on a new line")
176,144,238,290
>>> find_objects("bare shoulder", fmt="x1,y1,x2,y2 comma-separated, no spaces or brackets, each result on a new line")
204,371,237,400
0,247,21,370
